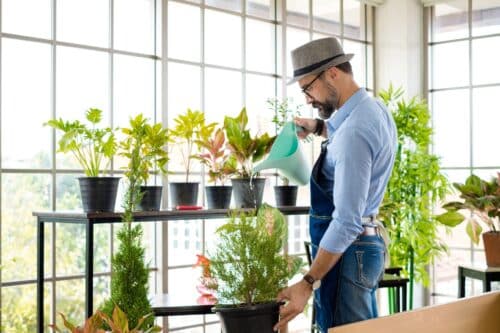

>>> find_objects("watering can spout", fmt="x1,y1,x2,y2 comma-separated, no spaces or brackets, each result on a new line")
253,122,311,186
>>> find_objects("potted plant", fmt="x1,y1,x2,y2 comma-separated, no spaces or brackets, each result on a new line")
377,86,449,310
169,108,216,207
45,108,119,212
437,173,500,267
203,204,303,333
224,108,275,208
120,114,170,211
268,98,303,206
194,127,237,209
49,304,161,332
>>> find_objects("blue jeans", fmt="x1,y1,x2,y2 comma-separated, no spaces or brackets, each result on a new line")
312,234,385,332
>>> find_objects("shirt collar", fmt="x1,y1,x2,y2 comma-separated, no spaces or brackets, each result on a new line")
326,88,367,133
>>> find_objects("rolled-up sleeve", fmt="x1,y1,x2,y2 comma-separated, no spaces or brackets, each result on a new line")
319,127,373,254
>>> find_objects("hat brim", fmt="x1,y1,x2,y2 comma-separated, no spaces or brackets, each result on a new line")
287,54,354,85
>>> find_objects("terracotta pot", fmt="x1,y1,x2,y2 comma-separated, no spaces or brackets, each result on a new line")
483,231,500,267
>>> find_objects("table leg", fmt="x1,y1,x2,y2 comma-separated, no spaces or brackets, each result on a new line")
37,219,44,333
395,287,400,313
402,284,407,312
86,221,94,318
483,277,491,293
458,266,465,298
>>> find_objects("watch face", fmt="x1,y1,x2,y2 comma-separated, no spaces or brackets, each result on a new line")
312,279,321,290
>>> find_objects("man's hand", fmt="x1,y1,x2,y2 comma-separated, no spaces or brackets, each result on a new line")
273,280,312,331
294,117,317,140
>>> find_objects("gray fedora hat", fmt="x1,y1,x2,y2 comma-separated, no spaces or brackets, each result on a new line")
288,37,354,85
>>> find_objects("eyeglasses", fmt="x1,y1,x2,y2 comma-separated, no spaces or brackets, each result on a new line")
301,71,324,98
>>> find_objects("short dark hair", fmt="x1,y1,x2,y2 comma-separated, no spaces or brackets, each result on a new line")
335,61,353,75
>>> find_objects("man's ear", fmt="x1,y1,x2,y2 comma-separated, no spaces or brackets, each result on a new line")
325,66,338,81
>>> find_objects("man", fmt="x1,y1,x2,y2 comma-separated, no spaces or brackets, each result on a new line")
274,37,397,332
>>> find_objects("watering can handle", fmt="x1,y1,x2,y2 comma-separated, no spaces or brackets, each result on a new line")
296,125,306,133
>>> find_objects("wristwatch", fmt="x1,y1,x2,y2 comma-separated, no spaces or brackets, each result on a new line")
303,274,321,290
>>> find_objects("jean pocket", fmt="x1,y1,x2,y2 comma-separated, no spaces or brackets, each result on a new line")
355,245,384,289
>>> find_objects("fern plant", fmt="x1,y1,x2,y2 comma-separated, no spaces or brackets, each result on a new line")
378,85,449,310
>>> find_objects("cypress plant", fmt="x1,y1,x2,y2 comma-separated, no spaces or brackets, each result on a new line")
100,116,155,329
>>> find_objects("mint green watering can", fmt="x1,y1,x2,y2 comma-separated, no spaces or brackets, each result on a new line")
253,122,311,186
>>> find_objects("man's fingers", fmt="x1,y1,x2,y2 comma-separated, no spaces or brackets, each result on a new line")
276,288,290,302
274,305,300,331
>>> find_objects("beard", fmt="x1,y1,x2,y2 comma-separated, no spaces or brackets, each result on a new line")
312,82,339,119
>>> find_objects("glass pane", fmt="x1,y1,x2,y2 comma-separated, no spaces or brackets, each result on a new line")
287,215,309,254
57,0,109,47
56,46,109,170
287,0,309,28
1,174,51,281
2,0,51,38
431,89,470,167
204,67,242,123
432,0,468,42
343,39,366,88
344,0,362,39
472,0,500,36
56,224,85,275
167,268,205,329
1,284,41,332
114,0,155,54
472,36,500,85
431,41,469,89
56,174,83,211
206,0,242,12
205,10,242,68
56,47,109,120
168,219,202,265
313,0,340,35
432,249,469,302
366,44,374,89
472,86,500,167
286,27,309,78
168,2,200,62
246,19,276,74
56,279,85,327
1,39,51,169
247,0,275,20
167,62,201,122
93,275,111,310
113,54,155,128
245,73,276,136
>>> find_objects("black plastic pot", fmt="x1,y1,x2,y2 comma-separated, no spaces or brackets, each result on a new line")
78,177,120,213
231,178,266,209
138,186,162,211
205,185,232,209
214,302,280,333
274,185,298,206
169,182,199,207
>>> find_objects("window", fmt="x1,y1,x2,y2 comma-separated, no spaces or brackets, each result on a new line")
1,0,373,331
1,0,159,331
428,0,500,305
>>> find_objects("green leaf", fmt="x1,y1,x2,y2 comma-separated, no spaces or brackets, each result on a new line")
86,108,102,124
466,219,482,245
436,211,466,227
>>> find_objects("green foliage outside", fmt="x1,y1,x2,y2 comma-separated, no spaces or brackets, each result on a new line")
0,154,110,332
45,108,117,177
169,109,216,182
207,204,303,305
378,85,449,310
437,173,500,244
224,108,275,179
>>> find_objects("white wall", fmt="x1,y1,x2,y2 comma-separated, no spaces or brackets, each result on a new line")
375,0,425,98
374,0,429,308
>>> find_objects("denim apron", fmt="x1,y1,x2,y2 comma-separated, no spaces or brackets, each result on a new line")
310,140,385,332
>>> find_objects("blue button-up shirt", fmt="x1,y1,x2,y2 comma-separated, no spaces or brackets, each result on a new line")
318,88,397,254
